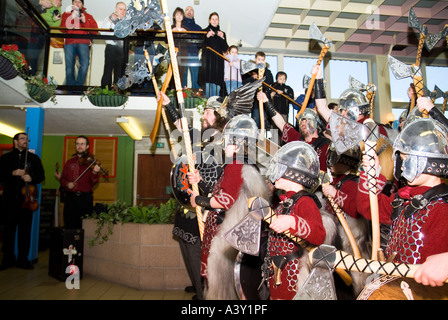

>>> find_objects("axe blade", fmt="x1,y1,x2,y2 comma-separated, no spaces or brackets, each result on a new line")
294,244,338,300
388,55,413,80
329,112,366,155
348,75,366,91
224,197,271,256
433,85,444,99
408,7,427,35
309,22,332,48
425,31,443,51
293,266,337,300
302,74,311,89
240,59,265,75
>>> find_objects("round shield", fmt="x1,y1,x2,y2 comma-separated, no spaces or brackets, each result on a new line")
170,147,223,212
170,155,194,212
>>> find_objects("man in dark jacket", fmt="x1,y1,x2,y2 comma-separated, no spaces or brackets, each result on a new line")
0,132,45,270
183,6,202,89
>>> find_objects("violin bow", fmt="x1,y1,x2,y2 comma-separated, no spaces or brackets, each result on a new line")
160,0,204,240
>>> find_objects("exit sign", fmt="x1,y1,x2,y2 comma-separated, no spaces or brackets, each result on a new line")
156,142,164,148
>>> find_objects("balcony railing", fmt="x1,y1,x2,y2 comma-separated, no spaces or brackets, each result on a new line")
1,0,241,99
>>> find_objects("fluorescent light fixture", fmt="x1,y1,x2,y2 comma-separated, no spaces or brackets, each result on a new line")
116,116,143,140
0,122,22,137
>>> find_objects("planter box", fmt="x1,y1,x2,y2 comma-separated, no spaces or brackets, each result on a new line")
82,219,190,290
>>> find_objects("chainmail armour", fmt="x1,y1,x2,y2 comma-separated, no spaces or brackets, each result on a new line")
386,198,443,264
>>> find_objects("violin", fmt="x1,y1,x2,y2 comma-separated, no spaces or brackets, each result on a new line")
75,153,109,183
21,128,39,211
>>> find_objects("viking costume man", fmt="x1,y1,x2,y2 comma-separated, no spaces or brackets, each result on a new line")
189,115,270,300
262,141,330,300
357,118,448,265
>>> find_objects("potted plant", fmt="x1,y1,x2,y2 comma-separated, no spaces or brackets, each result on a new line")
81,84,129,107
0,44,27,80
84,198,177,246
25,75,58,104
167,87,208,109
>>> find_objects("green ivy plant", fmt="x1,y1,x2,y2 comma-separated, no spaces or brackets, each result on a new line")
85,198,178,246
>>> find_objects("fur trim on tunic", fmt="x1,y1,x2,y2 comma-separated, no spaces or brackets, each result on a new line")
205,165,270,300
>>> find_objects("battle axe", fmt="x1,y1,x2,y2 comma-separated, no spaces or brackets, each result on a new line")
429,85,444,104
348,76,376,119
296,22,332,120
329,112,381,260
224,197,312,256
307,244,448,284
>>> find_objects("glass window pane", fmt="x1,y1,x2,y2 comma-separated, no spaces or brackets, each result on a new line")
284,57,319,97
330,60,369,100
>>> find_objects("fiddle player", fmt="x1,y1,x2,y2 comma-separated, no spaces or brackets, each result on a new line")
60,135,100,229
0,132,45,270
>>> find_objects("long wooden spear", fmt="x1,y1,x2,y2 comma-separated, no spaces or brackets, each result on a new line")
160,0,204,240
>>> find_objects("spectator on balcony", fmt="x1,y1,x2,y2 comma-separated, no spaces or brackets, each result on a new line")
60,0,98,86
200,12,228,98
171,7,188,88
100,2,127,89
183,6,202,89
224,45,242,94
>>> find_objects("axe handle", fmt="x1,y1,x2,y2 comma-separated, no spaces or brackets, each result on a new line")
367,90,376,119
161,0,203,240
258,68,266,137
324,186,361,259
443,96,447,113
296,44,330,120
329,249,448,283
365,139,380,261
145,51,177,160
149,63,173,143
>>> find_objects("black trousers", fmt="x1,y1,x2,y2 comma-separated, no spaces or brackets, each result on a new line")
1,201,34,266
63,192,93,229
101,44,125,88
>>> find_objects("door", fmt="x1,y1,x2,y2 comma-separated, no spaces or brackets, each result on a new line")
136,154,173,206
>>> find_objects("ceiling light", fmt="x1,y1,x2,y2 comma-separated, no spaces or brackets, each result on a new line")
0,122,22,137
116,116,143,140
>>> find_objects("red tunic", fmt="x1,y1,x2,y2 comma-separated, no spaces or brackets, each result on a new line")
60,155,99,193
357,172,448,264
200,161,244,278
267,191,326,300
281,123,329,172
326,174,360,219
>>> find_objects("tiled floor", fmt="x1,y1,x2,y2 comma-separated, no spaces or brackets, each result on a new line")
0,249,196,300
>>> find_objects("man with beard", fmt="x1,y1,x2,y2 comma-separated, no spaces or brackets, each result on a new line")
60,136,101,229
0,132,45,270
258,90,330,171
158,92,227,300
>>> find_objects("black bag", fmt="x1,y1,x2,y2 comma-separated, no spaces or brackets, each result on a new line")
48,227,84,281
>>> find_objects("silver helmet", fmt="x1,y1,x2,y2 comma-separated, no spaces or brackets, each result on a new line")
338,88,370,121
223,114,258,149
393,118,448,181
266,141,320,188
297,108,319,134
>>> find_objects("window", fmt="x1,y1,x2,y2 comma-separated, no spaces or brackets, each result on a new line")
329,59,369,100
284,57,320,97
